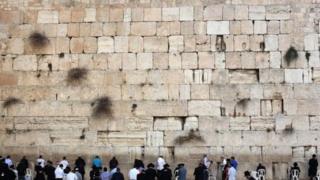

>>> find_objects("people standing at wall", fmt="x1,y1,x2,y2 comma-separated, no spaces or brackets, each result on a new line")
177,164,187,180
217,156,227,180
74,168,82,180
290,162,301,180
44,161,55,180
158,164,172,180
54,164,64,180
111,168,124,180
145,163,157,180
228,163,237,180
244,171,255,180
34,167,45,180
100,167,110,180
60,157,69,170
193,163,208,180
202,155,212,169
75,156,86,178
109,157,118,171
0,163,16,180
128,162,140,180
92,156,103,169
308,154,318,180
156,156,166,171
90,166,101,180
17,157,29,180
5,156,13,167
230,157,238,170
36,156,46,168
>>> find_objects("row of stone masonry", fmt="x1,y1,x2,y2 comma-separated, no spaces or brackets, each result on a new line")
2,34,317,54
1,5,293,24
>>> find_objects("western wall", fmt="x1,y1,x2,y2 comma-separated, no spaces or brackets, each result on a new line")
1,0,320,179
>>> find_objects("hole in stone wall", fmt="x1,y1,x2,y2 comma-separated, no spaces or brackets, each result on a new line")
48,63,52,72
28,31,49,49
305,52,311,61
131,103,137,113
216,35,226,52
59,53,65,58
79,129,85,140
2,97,23,108
259,42,265,51
220,107,226,116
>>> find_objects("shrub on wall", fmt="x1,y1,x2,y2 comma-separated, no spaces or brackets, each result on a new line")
91,96,113,119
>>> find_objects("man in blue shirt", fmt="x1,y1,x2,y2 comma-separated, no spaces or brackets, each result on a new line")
92,156,103,169
230,156,238,169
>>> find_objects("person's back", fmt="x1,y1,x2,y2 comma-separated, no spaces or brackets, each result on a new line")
93,156,102,169
193,165,204,180
109,157,118,170
158,166,172,180
228,166,236,180
111,169,124,180
66,171,78,180
60,157,69,170
36,156,45,168
128,168,139,180
100,168,110,180
44,162,56,180
230,157,238,170
178,166,187,180
34,170,46,180
157,157,166,171
17,161,27,178
55,164,64,180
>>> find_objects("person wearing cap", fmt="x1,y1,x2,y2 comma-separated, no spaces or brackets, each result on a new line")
44,161,55,180
158,164,172,180
74,167,82,180
111,168,124,180
145,163,157,180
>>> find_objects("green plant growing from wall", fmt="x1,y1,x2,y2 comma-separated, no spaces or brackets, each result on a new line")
91,96,113,119
284,46,298,65
28,32,49,49
66,68,88,85
2,97,23,108
174,129,205,145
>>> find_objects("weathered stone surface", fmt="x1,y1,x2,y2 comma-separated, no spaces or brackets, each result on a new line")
207,21,229,35
188,100,221,116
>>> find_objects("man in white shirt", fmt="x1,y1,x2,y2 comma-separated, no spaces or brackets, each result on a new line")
36,155,46,168
59,156,69,169
228,165,237,180
55,164,64,180
128,167,140,180
156,156,166,171
65,167,78,180
5,155,13,167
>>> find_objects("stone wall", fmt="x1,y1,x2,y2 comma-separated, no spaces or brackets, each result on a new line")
1,0,320,179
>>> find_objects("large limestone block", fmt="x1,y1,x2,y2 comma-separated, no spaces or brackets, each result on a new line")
16,131,51,145
0,72,17,86
131,22,156,36
207,21,229,35
6,38,24,54
250,117,275,131
154,117,183,130
15,117,88,130
188,100,221,116
199,116,229,131
229,117,250,130
229,70,258,84
134,101,188,116
169,36,184,52
126,116,153,131
162,8,179,21
284,69,303,83
310,116,320,130
266,5,290,20
146,131,164,146
191,84,209,100
184,116,199,130
249,6,265,20
142,84,168,100
143,37,168,52
204,5,222,20
98,37,114,53
37,11,59,23
100,131,146,146
13,55,37,71
180,7,194,21
304,34,319,51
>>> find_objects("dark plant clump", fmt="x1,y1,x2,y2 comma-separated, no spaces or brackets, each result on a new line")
80,129,85,139
28,32,49,49
236,98,250,107
174,129,205,145
2,97,23,108
305,52,311,61
91,96,112,118
67,68,88,84
284,46,298,64
284,124,294,133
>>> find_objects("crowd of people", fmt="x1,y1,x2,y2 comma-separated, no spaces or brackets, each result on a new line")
0,153,318,180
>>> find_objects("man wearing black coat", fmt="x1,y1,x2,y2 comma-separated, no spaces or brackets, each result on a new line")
75,156,86,178
145,163,157,180
309,154,318,180
158,164,172,180
111,168,124,180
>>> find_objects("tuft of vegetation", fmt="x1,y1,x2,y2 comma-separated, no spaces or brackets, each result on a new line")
131,104,137,113
174,129,205,145
236,98,250,107
80,129,85,139
66,68,88,85
260,42,265,51
284,124,294,133
2,97,23,108
284,46,298,65
28,32,49,49
305,52,311,61
91,96,113,119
